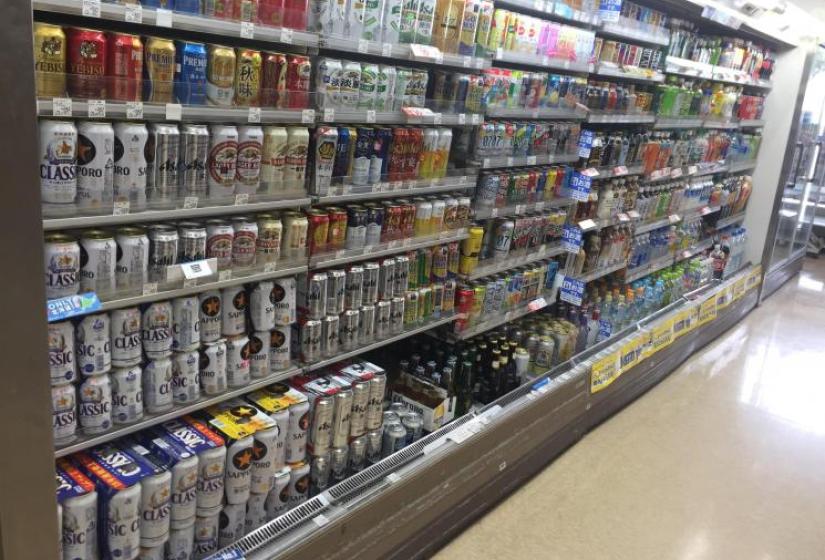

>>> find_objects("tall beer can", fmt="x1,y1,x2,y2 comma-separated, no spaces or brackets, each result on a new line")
261,126,288,192
108,32,143,101
249,331,271,378
265,466,291,518
166,522,195,560
143,36,175,103
79,230,116,296
192,510,219,558
49,320,77,386
76,121,114,208
33,23,66,97
56,462,98,559
231,216,258,267
144,357,174,414
66,27,107,99
218,502,245,548
283,211,309,252
284,127,310,190
52,383,77,445
113,122,149,208
173,349,201,403
365,372,386,430
326,269,346,315
272,276,296,325
221,285,248,336
172,296,201,352
313,126,338,195
286,400,310,463
317,58,342,110
207,124,239,199
111,306,143,367
147,123,180,202
250,281,276,331
200,340,228,395
270,325,291,370
206,44,236,106
76,312,112,376
179,124,209,197
39,120,77,205
78,373,113,435
226,334,251,387
286,461,310,508
112,365,143,424
235,125,264,195
350,381,370,437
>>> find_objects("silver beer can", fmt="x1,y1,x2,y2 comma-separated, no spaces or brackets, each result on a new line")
199,339,227,396
111,365,144,424
78,373,113,435
142,301,174,360
339,309,359,351
198,289,222,343
269,326,291,371
113,121,149,208
269,407,289,470
178,222,207,264
250,280,276,331
306,272,328,320
378,258,395,300
225,334,251,388
382,422,407,458
345,265,364,310
389,296,405,334
147,224,178,283
52,383,77,445
365,372,386,431
326,269,346,315
179,123,209,197
285,400,310,463
136,468,172,546
375,300,391,338
394,255,410,294
321,315,339,358
248,331,270,379
49,320,77,385
332,390,353,449
60,489,98,560
309,396,334,457
76,313,112,376
264,466,291,519
402,411,423,443
172,350,201,404
349,435,368,474
286,461,310,509
366,428,383,464
147,122,180,202
224,436,254,504
359,304,375,344
330,446,348,483
115,227,149,291
362,262,379,304
220,285,247,336
310,452,331,497
105,482,142,559
251,425,280,494
172,296,201,352
165,521,195,560
349,381,370,438
192,509,220,559
44,233,80,299
144,357,174,414
272,276,296,326
217,502,245,549
80,230,117,296
299,320,322,363
39,119,78,205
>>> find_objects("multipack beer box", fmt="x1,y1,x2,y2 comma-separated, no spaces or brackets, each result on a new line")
246,382,310,464
116,439,174,547
391,370,456,432
56,458,98,560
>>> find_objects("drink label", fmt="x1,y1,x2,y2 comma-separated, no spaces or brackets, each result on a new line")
561,224,582,254
47,293,101,323
598,0,621,22
560,277,585,306
565,172,592,202
577,129,593,158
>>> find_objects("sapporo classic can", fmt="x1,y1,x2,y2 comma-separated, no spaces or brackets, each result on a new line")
111,365,143,424
49,320,77,385
52,383,77,444
44,233,80,299
111,307,142,367
39,120,77,205
76,312,111,376
172,349,201,404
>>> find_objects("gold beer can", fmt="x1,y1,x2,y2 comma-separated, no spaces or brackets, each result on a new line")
207,44,236,106
234,48,262,107
144,36,175,103
33,23,66,97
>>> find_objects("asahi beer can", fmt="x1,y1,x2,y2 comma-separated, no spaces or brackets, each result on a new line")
166,522,195,560
39,120,77,205
362,261,379,304
178,222,207,263
142,301,173,360
286,400,310,463
365,372,386,431
340,309,359,351
309,452,331,496
52,383,77,445
79,230,117,295
330,446,348,483
207,124,239,199
173,350,201,404
218,502,245,548
309,396,334,457
200,340,227,396
402,412,423,443
250,425,280,494
78,373,113,435
366,428,382,464
144,357,174,414
306,272,327,321
331,390,353,449
115,227,149,291
269,326,291,371
172,296,201,352
378,259,395,300
231,216,258,268
111,307,143,367
250,281,276,331
375,300,391,338
192,510,219,558
349,436,367,474
198,290,222,343
147,123,180,202
345,265,364,310
389,296,405,334
286,461,310,508
76,121,114,208
147,224,178,283
49,320,77,385
265,466,291,519
179,124,209,197
272,277,296,326
269,407,289,469
350,381,370,438
321,314,339,358
223,436,254,504
235,125,264,195
44,233,80,299
248,331,270,379
299,319,322,363
113,122,149,208
221,286,248,336
205,219,234,270
326,269,346,315
226,334,251,388
112,365,143,424
359,304,375,344
394,255,410,294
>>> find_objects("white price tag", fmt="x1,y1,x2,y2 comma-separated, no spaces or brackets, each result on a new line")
323,108,335,122
506,157,514,167
183,196,198,209
86,99,106,119
496,47,504,60
670,167,683,178
515,204,526,215
52,97,72,117
628,210,640,219
240,22,255,39
382,43,393,57
82,0,101,17
475,58,484,69
668,214,681,224
235,193,250,205
433,113,442,125
472,113,482,124
358,39,369,54
490,208,499,218
247,107,261,123
462,56,471,68
156,8,173,27
182,277,198,288
125,3,143,22
126,101,143,119
264,262,278,273
535,201,544,211
388,240,401,249
482,158,490,168
527,297,547,311
688,165,698,175
527,155,537,165
613,165,628,176
113,201,130,215
504,311,514,322
435,51,444,64
366,110,376,123
581,168,599,177
578,218,597,231
458,113,466,125
142,282,158,296
391,181,403,190
280,28,294,44
165,103,182,120
218,270,233,281
533,0,543,9
181,260,213,280
302,109,315,123
542,55,550,66
618,213,629,222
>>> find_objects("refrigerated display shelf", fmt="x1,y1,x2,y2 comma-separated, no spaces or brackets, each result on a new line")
587,163,645,179
591,63,665,83
576,213,634,232
42,195,312,230
598,20,670,46
37,98,316,124
624,252,676,283
32,0,320,47
566,260,627,284
654,116,705,129
309,228,469,269
486,106,587,120
318,108,483,126
320,36,491,70
478,152,579,169
739,119,765,128
702,118,740,130
493,0,599,26
664,56,772,90
53,365,302,458
677,238,714,261
473,197,575,220
716,212,747,229
633,206,722,235
644,161,729,183
313,175,478,205
492,49,593,74
586,112,656,124
633,215,673,235
304,313,458,372
448,290,556,340
460,243,566,281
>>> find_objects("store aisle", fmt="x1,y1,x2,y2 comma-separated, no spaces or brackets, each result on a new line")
434,259,825,560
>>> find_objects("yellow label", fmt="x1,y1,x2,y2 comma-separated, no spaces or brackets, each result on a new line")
673,306,698,338
590,351,620,394
732,277,746,300
698,297,717,326
246,387,306,414
618,339,639,374
645,319,674,358
746,265,762,290
716,286,732,310
206,400,276,440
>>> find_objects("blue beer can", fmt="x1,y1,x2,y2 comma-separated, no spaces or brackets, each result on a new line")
174,41,207,105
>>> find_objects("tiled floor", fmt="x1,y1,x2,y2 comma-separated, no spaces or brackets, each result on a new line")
435,259,825,560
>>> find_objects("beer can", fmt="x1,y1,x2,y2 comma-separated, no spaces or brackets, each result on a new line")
306,272,328,320
110,307,143,367
33,23,66,98
269,326,291,371
309,396,334,457
172,296,201,352
192,510,220,558
144,357,174,414
261,126,288,192
375,300,391,338
198,290,222,344
382,422,407,458
248,330,270,379
282,210,309,251
58,477,98,560
265,466,291,519
358,63,378,110
256,214,282,263
207,124,239,199
78,372,113,435
325,269,346,315
389,296,405,334
179,124,209,197
165,522,195,560
39,120,77,205
147,123,180,202
175,40,208,105
286,461,310,508
444,277,458,312
365,428,383,464
200,340,227,396
49,320,77,386
348,436,367,474
349,381,370,438
345,205,367,249
299,319,322,363
394,255,410,295
403,290,419,325
206,44,236,106
235,125,264,195
225,334,251,388
268,407,288,469
359,304,376,344
205,219,234,271
66,27,107,99
284,128,310,190
250,281,276,331
362,262,380,304
52,383,77,445
146,225,177,284
310,452,331,496
251,425,280,494
221,286,248,336
339,61,362,108
142,301,173,360
326,207,348,251
44,233,80,299
221,435,255,504
112,365,143,424
143,36,175,103
307,208,331,255
260,52,287,107
378,259,396,301
321,315,339,358
231,216,258,268
76,121,114,208
178,222,207,263
316,57,342,109
286,400,310,463
172,350,201,404
365,372,386,431
244,491,268,534
131,465,172,546
340,309,359,351
330,446,348,483
313,127,338,195
71,313,110,377
402,412,423,443
345,265,364,310
351,127,373,187
234,48,262,107
113,122,149,208
115,226,149,291
285,55,311,109
331,390,353,449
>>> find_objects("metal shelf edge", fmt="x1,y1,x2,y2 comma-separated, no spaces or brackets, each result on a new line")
313,180,477,205
464,243,565,281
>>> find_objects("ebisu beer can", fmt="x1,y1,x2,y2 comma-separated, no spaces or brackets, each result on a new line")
144,357,174,414
115,226,149,292
218,501,245,548
326,269,346,316
284,127,310,190
231,216,258,268
34,23,66,97
308,395,334,457
80,229,116,296
201,398,277,504
147,224,178,283
142,301,173,360
205,219,234,271
245,491,268,533
74,445,143,560
265,466,291,518
165,521,195,560
77,312,111,376
248,330,270,379
207,124,239,199
112,365,144,424
256,213,283,264
206,44,236,106
111,306,143,367
172,296,201,352
179,124,209,197
44,233,80,299
270,325,291,371
76,121,115,208
234,48,262,107
250,424,280,493
52,383,78,445
192,509,219,558
226,334,251,388
250,280,276,331
161,416,227,513
200,339,227,396
261,126,288,192
365,371,387,431
173,349,201,404
321,314,339,357
273,276,297,326
309,452,331,497
66,26,107,98
375,299,391,338
56,459,98,560
174,40,208,105
113,122,149,208
235,125,264,195
115,441,173,547
146,123,180,202
221,285,247,336
39,120,77,205
49,320,77,385
286,460,310,508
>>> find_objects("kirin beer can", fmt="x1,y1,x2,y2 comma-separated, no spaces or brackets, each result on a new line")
142,301,173,360
261,126,288,192
235,125,264,195
49,320,77,385
144,357,174,414
207,124,238,199
76,121,114,208
112,365,143,424
200,339,227,396
172,350,201,404
206,219,234,270
76,312,112,376
231,216,258,268
111,306,142,367
256,214,282,263
284,128,310,189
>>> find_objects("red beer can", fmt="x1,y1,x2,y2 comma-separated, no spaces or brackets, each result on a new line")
306,209,330,255
282,0,308,30
382,203,402,242
399,201,416,238
107,33,143,102
326,206,348,249
258,0,285,28
454,285,474,332
406,127,424,180
260,52,287,107
388,128,407,182
286,55,311,109
66,27,107,99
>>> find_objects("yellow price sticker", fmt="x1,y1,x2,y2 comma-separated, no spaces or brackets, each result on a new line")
698,297,717,326
618,338,640,374
645,318,674,358
590,351,620,394
732,277,746,300
746,265,762,290
716,286,732,310
673,306,698,338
